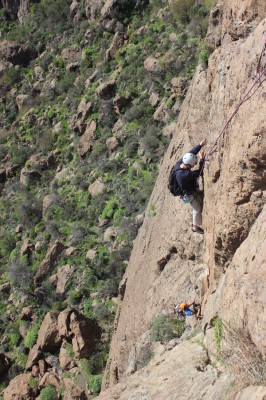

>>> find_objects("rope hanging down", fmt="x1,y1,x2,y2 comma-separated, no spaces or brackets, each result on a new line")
202,32,266,166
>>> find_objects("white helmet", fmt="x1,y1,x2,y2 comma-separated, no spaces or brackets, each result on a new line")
182,153,197,166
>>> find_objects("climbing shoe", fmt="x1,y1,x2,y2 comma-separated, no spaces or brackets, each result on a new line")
192,227,204,234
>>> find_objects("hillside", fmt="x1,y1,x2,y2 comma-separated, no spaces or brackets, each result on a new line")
0,0,265,399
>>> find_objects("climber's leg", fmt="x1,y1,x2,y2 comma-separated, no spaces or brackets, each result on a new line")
188,190,203,228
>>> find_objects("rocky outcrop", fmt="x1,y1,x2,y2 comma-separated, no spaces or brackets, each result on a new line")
3,373,37,400
69,309,101,358
51,264,74,294
100,1,266,397
88,178,105,196
63,378,87,400
36,312,61,351
0,40,35,66
97,339,232,400
77,119,97,157
96,79,116,100
34,241,65,285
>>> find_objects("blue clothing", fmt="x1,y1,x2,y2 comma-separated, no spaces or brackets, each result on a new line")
175,144,204,195
184,309,192,316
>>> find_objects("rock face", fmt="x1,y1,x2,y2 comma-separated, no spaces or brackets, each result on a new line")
99,1,266,398
3,373,37,400
97,339,232,400
0,40,34,65
36,312,61,351
77,119,97,157
34,241,65,285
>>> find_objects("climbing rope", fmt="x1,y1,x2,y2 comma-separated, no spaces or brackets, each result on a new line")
202,32,266,166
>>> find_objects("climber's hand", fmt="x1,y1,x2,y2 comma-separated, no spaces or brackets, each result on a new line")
200,139,207,147
199,150,205,159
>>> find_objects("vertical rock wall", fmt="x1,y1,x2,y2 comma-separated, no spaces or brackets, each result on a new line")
102,0,266,392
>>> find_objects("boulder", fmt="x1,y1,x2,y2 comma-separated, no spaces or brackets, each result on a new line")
0,353,10,375
85,249,97,261
96,79,116,100
39,371,60,390
0,282,11,293
70,310,101,358
144,57,163,76
84,0,104,21
20,168,41,186
58,307,73,339
38,359,47,377
20,238,34,257
149,92,160,107
26,344,42,370
16,94,32,111
104,226,118,242
106,32,126,60
113,94,131,114
74,98,92,134
100,18,125,33
28,153,47,170
171,77,188,97
36,312,61,351
106,137,119,151
40,79,56,98
61,46,81,63
20,306,34,321
77,120,97,157
0,40,35,66
65,247,77,256
34,241,65,285
42,194,60,216
3,373,37,400
59,340,76,370
66,62,80,72
88,179,105,196
55,264,74,295
101,0,148,19
63,378,87,400
153,98,176,123
15,224,23,233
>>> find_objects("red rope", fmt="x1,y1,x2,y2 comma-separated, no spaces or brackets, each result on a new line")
201,35,266,168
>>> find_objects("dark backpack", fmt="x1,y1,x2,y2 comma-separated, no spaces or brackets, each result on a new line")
168,165,184,197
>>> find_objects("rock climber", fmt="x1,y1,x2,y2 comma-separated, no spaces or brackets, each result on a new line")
175,139,207,234
175,301,202,319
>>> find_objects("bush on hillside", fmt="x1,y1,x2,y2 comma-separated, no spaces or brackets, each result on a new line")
39,385,57,400
150,314,185,343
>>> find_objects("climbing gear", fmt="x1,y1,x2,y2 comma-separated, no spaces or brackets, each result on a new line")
200,33,266,173
168,166,184,197
182,153,197,166
181,194,190,204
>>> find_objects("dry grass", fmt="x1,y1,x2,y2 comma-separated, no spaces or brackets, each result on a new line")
222,318,266,398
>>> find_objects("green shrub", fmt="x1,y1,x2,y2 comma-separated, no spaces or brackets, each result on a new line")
88,375,102,395
39,385,57,400
150,314,185,343
213,315,223,358
69,289,82,305
171,0,195,24
24,323,40,349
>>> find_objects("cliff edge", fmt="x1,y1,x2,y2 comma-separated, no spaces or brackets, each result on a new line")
98,1,266,398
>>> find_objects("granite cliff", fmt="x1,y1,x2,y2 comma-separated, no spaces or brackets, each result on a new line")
97,1,266,398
